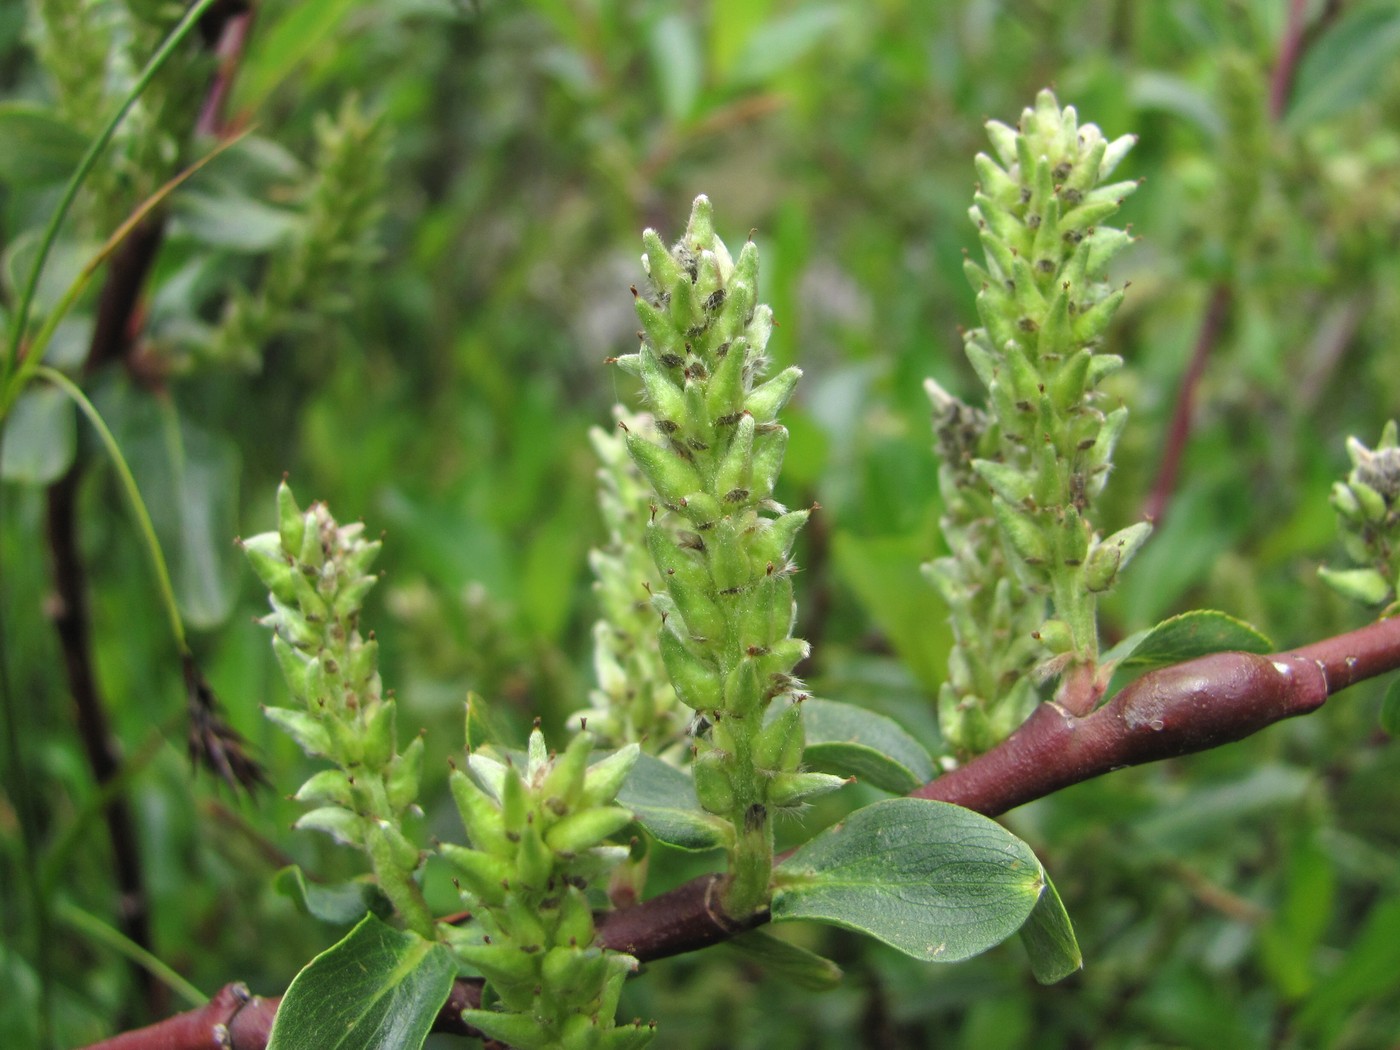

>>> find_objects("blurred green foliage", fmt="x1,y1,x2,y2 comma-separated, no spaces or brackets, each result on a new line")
3,0,1400,1047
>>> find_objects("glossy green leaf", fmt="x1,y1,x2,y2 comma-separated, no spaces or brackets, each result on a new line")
786,697,934,794
617,753,729,851
267,914,456,1050
1016,871,1080,984
723,929,843,990
0,104,88,186
273,866,393,926
1287,1,1400,129
772,798,1043,962
0,385,75,485
1103,609,1273,700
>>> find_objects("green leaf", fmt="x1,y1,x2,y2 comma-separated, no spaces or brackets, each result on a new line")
231,0,362,114
830,530,952,692
785,697,934,794
0,104,88,186
267,914,456,1050
730,7,843,86
273,866,393,926
772,798,1043,962
1287,1,1400,129
649,13,703,122
617,753,730,852
1016,871,1081,984
105,392,240,629
172,187,300,252
1381,677,1400,738
1103,609,1273,700
723,930,843,990
0,385,75,485
1128,71,1223,141
1296,895,1400,1041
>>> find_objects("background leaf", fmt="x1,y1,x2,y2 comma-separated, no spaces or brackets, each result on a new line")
266,914,456,1050
790,696,934,794
1016,871,1081,985
273,866,394,926
1286,0,1400,128
0,385,75,484
772,798,1043,963
0,103,88,187
722,929,843,991
617,753,729,852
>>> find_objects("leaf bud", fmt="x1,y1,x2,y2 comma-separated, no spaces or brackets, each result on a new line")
692,749,736,815
766,771,850,808
581,743,640,808
545,806,634,856
626,432,702,505
293,806,366,848
450,768,511,856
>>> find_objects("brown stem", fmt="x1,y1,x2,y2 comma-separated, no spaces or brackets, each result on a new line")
1145,0,1317,525
47,462,162,1018
1140,282,1230,524
1270,0,1310,122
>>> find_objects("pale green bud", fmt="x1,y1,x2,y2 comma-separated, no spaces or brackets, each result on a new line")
362,700,396,770
263,705,332,757
294,769,355,808
992,497,1050,565
658,627,723,710
626,431,702,505
693,749,736,814
1318,566,1391,606
745,366,802,423
545,806,633,856
766,771,850,808
450,768,511,856
293,805,366,847
242,532,298,605
440,842,510,906
385,734,423,811
755,700,804,773
581,743,639,808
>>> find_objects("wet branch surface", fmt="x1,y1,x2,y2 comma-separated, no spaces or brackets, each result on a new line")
78,615,1400,1049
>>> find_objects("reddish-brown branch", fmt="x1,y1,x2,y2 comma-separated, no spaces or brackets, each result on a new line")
77,616,1400,1048
81,984,275,1050
1140,282,1230,524
47,463,161,1018
595,617,1400,963
1270,0,1311,121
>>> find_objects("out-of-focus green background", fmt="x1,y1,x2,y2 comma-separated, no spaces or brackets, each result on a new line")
3,1,1400,1046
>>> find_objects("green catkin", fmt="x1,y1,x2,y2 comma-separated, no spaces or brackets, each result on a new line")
614,197,836,919
926,91,1149,754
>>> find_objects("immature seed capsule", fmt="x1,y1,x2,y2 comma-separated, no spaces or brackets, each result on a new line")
692,749,736,814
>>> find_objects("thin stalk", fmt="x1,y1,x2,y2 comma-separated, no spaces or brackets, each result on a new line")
54,899,207,1009
36,367,187,655
2,129,249,418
